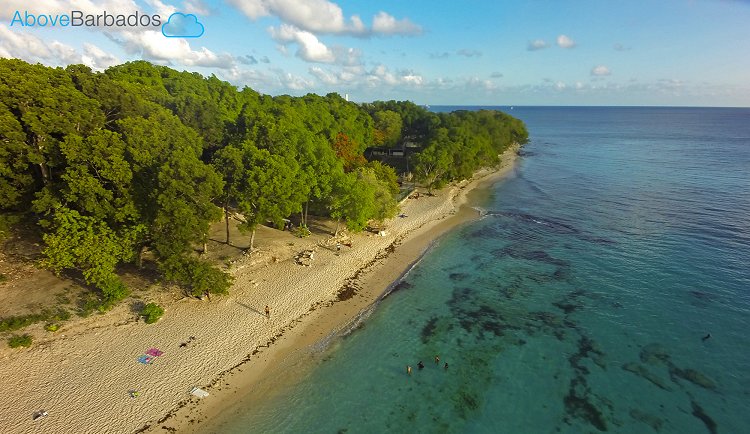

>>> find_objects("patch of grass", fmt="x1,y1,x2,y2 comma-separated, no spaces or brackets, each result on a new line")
8,334,32,348
141,303,164,324
54,293,72,305
44,323,60,332
0,273,7,283
0,308,70,333
76,292,101,317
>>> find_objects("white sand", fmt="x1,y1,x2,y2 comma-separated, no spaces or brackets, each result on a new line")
0,146,518,434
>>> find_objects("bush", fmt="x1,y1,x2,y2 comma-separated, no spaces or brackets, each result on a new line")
98,277,130,307
141,303,164,324
293,225,311,238
8,334,32,348
44,323,60,332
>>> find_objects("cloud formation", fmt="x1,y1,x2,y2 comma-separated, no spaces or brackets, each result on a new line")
527,39,548,51
371,11,421,35
591,65,611,76
227,0,421,36
270,24,360,65
557,34,576,48
613,43,632,51
457,48,482,58
0,24,121,70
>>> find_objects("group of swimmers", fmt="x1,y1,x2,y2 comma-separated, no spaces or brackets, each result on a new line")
407,355,448,375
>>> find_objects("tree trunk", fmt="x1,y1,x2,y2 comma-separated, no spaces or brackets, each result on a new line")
250,229,256,251
225,205,231,245
34,136,51,186
135,245,145,269
202,240,208,255
334,219,341,237
304,201,309,226
300,211,304,227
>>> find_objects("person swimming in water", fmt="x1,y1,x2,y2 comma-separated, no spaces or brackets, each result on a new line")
444,362,449,370
702,333,711,341
435,355,440,364
417,361,425,370
407,365,412,375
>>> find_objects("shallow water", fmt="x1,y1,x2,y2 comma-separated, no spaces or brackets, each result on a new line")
207,107,750,434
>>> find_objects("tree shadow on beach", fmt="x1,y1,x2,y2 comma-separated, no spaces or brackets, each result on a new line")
235,301,266,317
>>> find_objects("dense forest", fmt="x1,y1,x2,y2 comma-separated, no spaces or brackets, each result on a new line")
0,58,527,308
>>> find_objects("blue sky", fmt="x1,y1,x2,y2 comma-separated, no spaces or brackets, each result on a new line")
1,0,749,106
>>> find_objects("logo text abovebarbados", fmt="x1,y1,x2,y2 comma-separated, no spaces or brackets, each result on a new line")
10,10,161,27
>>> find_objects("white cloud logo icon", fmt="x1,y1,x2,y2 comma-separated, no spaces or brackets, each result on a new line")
162,12,204,38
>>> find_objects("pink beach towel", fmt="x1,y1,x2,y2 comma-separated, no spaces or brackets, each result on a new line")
146,348,164,357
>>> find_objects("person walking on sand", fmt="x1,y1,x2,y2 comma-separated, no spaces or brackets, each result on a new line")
265,305,270,318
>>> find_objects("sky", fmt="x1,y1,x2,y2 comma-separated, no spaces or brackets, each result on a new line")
1,0,749,106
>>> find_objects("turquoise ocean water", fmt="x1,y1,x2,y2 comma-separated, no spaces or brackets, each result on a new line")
207,107,750,433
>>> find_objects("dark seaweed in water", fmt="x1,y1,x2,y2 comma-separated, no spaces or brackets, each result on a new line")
421,316,438,343
691,401,718,434
466,224,502,239
491,245,570,268
449,272,470,281
487,211,579,234
390,280,413,293
564,391,608,432
562,335,610,431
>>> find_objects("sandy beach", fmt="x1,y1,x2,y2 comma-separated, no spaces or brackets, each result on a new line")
0,146,518,434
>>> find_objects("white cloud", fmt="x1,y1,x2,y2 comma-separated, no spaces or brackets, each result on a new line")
0,24,123,70
309,66,339,85
271,24,335,63
429,52,451,59
456,48,482,58
613,43,632,52
82,43,121,69
371,11,421,35
366,64,424,87
183,0,212,15
557,34,576,49
227,0,421,36
269,24,360,65
110,30,236,68
591,65,611,76
527,39,548,51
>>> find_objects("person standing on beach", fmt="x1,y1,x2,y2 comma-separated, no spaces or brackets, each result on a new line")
265,305,270,318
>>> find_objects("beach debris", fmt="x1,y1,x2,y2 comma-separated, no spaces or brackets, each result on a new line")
190,387,210,398
32,410,48,421
179,336,196,348
137,355,155,364
294,248,317,266
128,390,139,399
